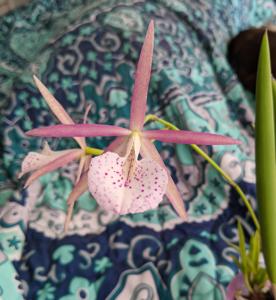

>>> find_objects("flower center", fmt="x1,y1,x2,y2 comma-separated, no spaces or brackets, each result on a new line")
130,130,141,159
122,131,142,185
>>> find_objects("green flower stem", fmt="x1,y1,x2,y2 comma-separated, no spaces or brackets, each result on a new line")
85,147,104,156
145,114,260,230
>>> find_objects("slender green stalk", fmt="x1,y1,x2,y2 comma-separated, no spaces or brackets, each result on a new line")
145,114,260,230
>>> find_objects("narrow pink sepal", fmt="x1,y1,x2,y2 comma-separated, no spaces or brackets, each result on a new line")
83,104,92,124
64,202,74,233
24,149,83,188
75,156,88,183
165,176,187,219
129,20,154,131
105,136,129,156
140,138,187,219
33,75,86,149
26,124,131,138
143,130,241,145
64,172,88,232
67,172,88,206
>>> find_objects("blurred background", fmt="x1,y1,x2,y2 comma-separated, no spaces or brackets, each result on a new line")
0,0,28,15
0,1,275,300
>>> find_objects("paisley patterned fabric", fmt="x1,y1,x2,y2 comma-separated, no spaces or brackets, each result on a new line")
0,1,275,299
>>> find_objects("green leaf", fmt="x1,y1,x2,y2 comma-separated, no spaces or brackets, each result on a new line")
272,78,276,141
226,241,240,253
255,31,276,284
253,267,268,287
237,221,253,292
248,230,261,273
246,256,255,274
229,254,242,269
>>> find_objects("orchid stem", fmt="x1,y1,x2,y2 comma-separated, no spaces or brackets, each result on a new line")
85,147,104,156
145,114,260,230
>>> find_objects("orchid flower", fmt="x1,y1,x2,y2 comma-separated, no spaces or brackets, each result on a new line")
20,76,98,230
26,21,240,218
20,76,90,186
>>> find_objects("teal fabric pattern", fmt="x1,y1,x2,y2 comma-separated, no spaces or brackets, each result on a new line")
0,0,275,299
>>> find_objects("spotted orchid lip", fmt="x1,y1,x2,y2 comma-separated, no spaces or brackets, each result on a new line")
87,151,168,215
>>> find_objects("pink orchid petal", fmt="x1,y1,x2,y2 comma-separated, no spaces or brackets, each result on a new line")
64,172,88,232
140,138,187,219
67,172,88,206
26,124,131,138
129,20,154,131
19,143,76,178
64,203,74,233
33,75,86,149
83,155,91,172
105,136,129,156
83,104,92,124
75,155,88,183
24,149,83,188
41,141,52,155
88,151,168,214
226,273,248,300
143,130,241,145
